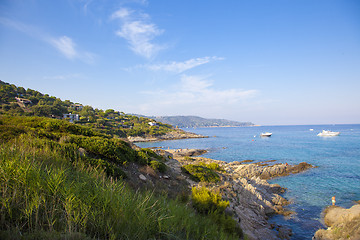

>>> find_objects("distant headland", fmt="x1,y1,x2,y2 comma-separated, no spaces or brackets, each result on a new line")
149,115,255,128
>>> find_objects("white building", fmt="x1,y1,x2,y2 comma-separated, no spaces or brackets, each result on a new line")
63,113,79,123
148,122,158,126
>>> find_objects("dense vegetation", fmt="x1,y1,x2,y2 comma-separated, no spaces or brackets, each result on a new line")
0,115,242,239
153,115,254,128
0,115,168,179
0,80,174,138
181,162,223,183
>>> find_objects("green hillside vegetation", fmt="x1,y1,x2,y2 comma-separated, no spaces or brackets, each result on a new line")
0,115,242,239
181,163,223,183
0,80,174,138
0,115,165,179
153,115,254,128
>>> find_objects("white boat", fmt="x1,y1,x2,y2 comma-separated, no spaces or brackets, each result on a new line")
260,132,272,137
309,129,314,131
317,130,340,137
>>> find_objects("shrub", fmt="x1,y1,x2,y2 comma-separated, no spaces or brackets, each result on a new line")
181,164,220,182
191,186,229,214
0,125,26,143
209,211,243,236
81,156,127,179
69,136,138,165
140,148,163,160
183,156,194,161
136,150,149,165
202,162,224,171
149,160,167,173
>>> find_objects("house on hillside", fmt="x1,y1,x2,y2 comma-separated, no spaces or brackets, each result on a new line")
148,122,158,126
63,113,79,123
71,104,83,111
15,97,32,105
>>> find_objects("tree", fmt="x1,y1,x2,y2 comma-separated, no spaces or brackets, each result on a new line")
80,106,96,121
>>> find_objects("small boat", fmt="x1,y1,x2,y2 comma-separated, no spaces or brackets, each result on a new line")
317,130,340,137
309,129,314,131
260,132,272,137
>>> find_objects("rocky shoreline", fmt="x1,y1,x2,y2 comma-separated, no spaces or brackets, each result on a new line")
127,129,207,142
158,148,316,240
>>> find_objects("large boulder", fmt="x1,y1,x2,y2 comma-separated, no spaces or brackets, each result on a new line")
313,204,360,240
324,205,360,227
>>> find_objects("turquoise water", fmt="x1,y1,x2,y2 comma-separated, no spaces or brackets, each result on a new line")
136,124,360,239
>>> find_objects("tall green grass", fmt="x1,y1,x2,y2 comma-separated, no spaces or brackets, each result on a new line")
0,136,240,240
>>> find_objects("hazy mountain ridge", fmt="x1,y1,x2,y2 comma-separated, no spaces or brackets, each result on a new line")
152,115,254,128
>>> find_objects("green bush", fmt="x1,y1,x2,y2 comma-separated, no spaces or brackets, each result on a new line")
81,156,127,179
191,186,229,214
136,149,149,165
202,162,224,171
190,186,242,238
149,160,167,173
70,135,138,165
140,148,163,160
209,211,243,236
136,149,167,172
0,125,26,143
183,156,194,161
181,164,220,182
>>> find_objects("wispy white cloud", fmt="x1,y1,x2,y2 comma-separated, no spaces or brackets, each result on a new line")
146,56,224,73
48,36,95,63
0,17,41,38
111,8,132,19
111,7,164,58
177,75,258,103
0,17,95,63
180,75,213,92
123,56,224,73
138,75,259,115
49,36,77,59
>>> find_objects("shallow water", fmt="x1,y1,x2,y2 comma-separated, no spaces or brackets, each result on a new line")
136,124,360,239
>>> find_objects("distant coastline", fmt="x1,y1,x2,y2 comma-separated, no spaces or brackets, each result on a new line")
151,115,255,128
184,125,262,128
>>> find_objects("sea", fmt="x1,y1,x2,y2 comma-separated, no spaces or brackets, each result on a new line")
136,124,360,239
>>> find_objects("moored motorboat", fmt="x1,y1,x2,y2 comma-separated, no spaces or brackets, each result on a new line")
260,132,272,137
317,130,340,137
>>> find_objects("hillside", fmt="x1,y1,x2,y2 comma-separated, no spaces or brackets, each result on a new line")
0,81,243,239
152,115,254,128
0,80,175,138
0,115,241,239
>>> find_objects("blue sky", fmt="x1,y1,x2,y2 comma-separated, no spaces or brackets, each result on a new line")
1,0,359,125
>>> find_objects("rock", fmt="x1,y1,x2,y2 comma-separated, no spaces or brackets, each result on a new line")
278,226,292,239
229,161,315,180
139,174,147,181
167,148,208,157
269,183,286,194
78,147,87,157
127,129,206,142
323,205,360,226
272,194,289,206
313,204,360,240
313,229,333,240
139,166,157,178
